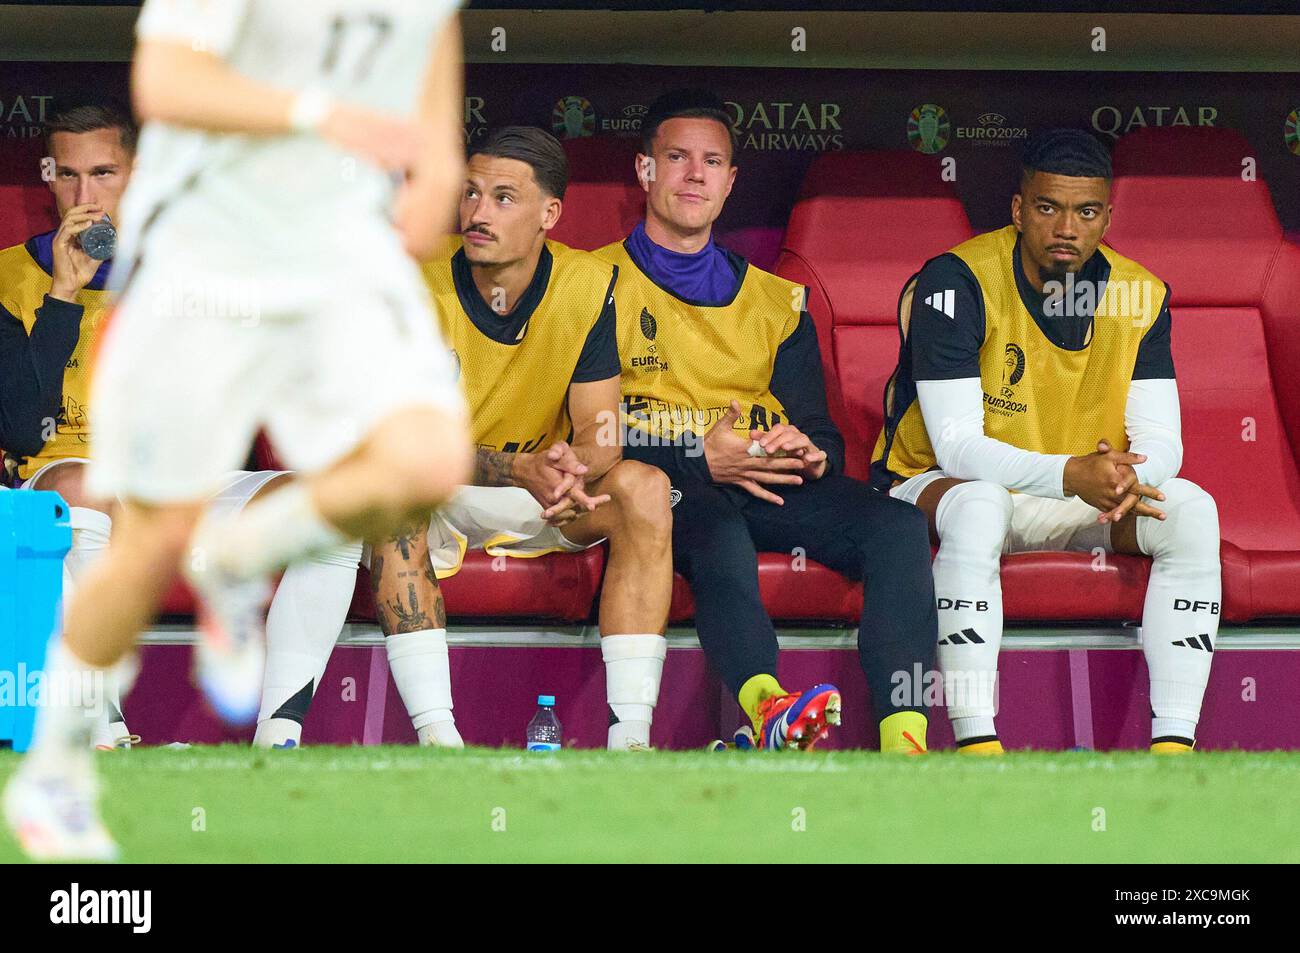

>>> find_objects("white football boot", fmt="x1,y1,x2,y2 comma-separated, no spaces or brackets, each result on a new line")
3,759,119,861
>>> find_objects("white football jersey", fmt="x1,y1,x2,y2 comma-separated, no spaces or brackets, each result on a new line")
113,0,461,300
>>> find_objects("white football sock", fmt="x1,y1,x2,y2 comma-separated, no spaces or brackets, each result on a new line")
385,628,460,746
254,542,362,748
601,634,667,750
932,481,1012,745
63,507,126,750
91,655,139,749
28,640,105,770
416,718,463,748
193,481,350,583
1137,478,1221,745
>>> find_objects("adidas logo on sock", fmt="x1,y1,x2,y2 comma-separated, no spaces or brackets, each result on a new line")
925,289,956,319
939,628,985,645
1172,634,1214,652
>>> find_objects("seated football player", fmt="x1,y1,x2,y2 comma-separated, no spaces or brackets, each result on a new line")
0,101,144,749
0,102,312,747
255,126,673,750
594,90,939,752
872,128,1219,754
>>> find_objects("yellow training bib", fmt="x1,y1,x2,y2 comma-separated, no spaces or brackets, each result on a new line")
594,239,801,440
423,237,615,453
873,225,1165,484
0,239,109,480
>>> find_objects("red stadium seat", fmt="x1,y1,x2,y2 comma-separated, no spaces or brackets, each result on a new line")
740,150,969,623
774,149,974,480
158,576,198,617
549,136,644,251
0,185,57,251
1108,125,1300,620
668,554,861,625
351,549,605,624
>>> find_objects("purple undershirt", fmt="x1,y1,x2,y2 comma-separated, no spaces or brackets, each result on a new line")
625,221,738,306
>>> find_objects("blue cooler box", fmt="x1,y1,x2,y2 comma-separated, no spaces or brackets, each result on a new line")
0,491,71,752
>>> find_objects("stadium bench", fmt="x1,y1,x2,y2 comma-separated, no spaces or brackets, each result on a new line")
1106,126,1300,620
9,129,1300,748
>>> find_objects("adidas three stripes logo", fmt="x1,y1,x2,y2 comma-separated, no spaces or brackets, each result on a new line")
939,628,985,645
925,289,956,319
1173,634,1214,652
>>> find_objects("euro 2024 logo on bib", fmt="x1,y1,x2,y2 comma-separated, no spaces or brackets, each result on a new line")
1003,343,1026,388
553,96,596,140
908,104,950,154
986,343,1029,417
1286,108,1300,156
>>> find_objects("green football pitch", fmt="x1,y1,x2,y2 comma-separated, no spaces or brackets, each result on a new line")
2,746,1297,863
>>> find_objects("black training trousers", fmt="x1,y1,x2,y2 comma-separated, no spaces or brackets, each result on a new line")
670,473,937,722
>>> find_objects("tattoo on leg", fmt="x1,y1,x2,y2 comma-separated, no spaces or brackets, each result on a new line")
390,528,420,561
384,581,433,633
369,553,385,595
433,588,447,629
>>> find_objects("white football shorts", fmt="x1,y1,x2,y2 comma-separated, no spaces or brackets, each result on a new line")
890,468,1113,554
85,257,462,503
359,485,599,578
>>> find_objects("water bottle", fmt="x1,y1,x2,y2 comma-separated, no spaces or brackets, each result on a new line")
77,215,116,261
526,695,562,751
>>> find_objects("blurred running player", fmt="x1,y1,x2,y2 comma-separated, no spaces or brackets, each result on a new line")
5,0,471,861
0,103,300,753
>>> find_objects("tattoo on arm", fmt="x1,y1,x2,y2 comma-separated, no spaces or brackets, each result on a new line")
473,448,516,487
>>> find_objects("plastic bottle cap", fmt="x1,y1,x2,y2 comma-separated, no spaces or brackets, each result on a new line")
537,695,555,706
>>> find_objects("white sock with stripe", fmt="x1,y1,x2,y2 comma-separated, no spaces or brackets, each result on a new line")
1137,479,1221,746
932,482,1012,746
254,542,362,748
